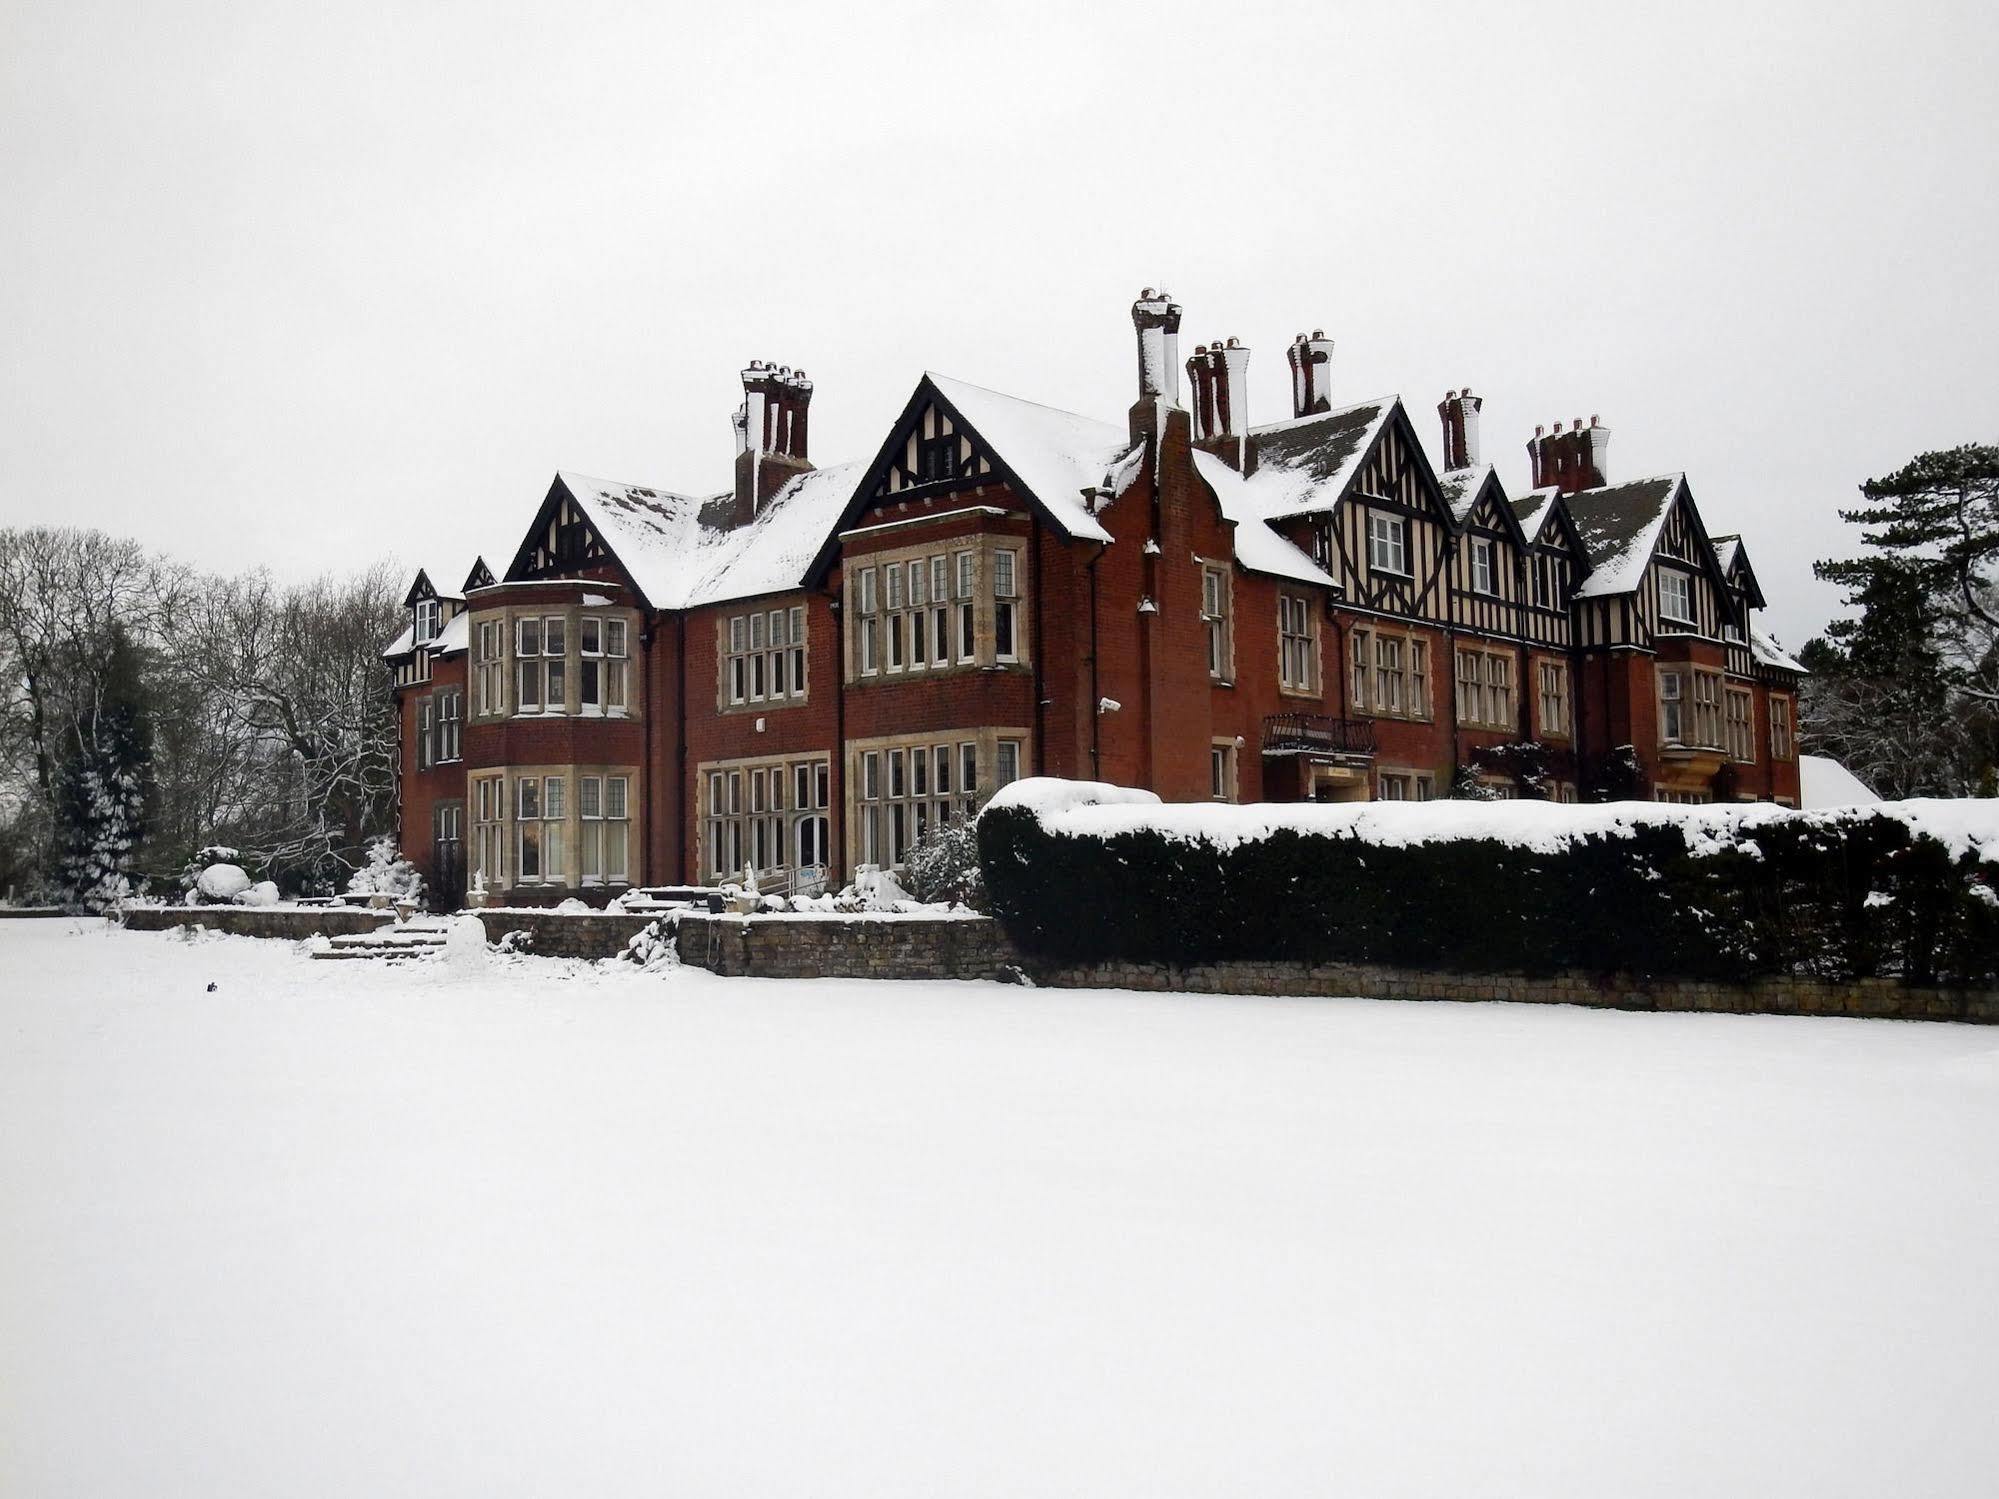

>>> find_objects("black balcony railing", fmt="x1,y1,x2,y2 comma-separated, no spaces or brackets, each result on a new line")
1262,713,1376,758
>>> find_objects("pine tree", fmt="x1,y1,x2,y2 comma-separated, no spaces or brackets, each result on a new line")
53,626,154,909
1817,444,1999,696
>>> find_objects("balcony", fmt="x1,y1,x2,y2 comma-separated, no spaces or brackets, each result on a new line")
1262,713,1376,760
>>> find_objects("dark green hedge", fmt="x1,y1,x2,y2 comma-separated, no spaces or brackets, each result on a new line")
978,803,1999,985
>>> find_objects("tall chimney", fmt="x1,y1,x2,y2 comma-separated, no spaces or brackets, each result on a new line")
1527,414,1609,496
1287,330,1334,417
1582,414,1610,489
1187,345,1217,440
733,361,814,525
1438,388,1483,470
1130,289,1184,404
1215,337,1250,437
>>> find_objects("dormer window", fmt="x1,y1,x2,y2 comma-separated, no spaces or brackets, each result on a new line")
415,598,441,643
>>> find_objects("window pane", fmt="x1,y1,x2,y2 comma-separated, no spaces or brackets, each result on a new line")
544,617,565,656
606,777,627,820
607,619,627,656
580,776,601,818
581,617,601,654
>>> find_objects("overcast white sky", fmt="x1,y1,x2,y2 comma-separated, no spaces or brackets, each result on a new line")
3,0,1994,646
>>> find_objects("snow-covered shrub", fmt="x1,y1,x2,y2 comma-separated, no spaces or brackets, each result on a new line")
978,783,1999,985
622,918,680,971
1443,764,1501,802
234,880,282,907
903,813,987,909
193,863,252,903
346,836,424,906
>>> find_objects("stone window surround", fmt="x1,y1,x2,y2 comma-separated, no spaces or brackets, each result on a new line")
715,597,810,715
844,530,1029,684
695,749,833,884
1454,642,1516,731
467,597,640,723
844,726,1027,871
1277,590,1320,698
1534,657,1571,741
1198,557,1234,685
465,761,639,893
1349,622,1433,722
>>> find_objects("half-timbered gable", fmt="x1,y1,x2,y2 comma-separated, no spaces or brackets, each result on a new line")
1233,399,1452,624
1511,490,1586,650
1440,466,1526,639
1711,536,1768,678
1570,476,1731,650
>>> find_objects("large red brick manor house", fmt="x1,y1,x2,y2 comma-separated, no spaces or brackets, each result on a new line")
383,289,1805,902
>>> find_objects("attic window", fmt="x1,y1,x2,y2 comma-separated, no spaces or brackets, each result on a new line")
918,435,957,483
414,598,441,644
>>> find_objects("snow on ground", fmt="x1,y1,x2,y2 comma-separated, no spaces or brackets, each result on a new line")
4,920,1997,1499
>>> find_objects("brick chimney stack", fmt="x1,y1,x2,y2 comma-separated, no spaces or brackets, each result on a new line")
1129,288,1184,445
1527,414,1610,494
1286,330,1335,417
733,361,814,525
1186,337,1253,471
1438,388,1482,470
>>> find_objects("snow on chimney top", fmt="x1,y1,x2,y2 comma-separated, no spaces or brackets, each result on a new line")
1131,288,1184,408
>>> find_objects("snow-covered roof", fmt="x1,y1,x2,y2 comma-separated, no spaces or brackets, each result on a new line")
1568,474,1685,598
924,372,1130,544
1438,463,1495,527
686,461,866,607
1189,449,1338,589
379,596,472,659
1712,535,1741,574
380,621,414,659
1800,754,1878,808
558,464,867,611
1238,397,1396,520
554,473,724,610
1510,487,1561,544
1750,624,1807,675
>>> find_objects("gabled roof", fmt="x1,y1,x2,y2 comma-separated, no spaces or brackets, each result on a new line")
1751,624,1807,676
548,464,865,612
1709,534,1768,609
1568,474,1690,598
1188,449,1337,589
1235,397,1396,520
1438,464,1493,526
1510,486,1561,543
921,372,1133,543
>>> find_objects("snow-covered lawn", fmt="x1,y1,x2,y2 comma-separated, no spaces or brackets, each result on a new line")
4,921,1997,1498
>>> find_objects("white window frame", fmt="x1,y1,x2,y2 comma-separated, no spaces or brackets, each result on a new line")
1659,569,1696,626
1368,512,1409,575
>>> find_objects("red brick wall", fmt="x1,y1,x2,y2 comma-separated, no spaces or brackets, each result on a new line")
394,652,467,895
682,589,845,883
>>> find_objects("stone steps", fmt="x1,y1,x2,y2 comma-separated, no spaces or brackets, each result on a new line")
311,922,451,962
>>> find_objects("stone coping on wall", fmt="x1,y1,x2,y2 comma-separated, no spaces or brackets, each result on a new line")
101,903,1999,1023
117,905,396,938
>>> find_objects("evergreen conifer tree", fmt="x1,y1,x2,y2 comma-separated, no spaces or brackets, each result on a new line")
53,626,154,909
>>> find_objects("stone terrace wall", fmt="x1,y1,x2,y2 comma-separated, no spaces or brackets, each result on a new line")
1026,957,1999,1023
675,913,1021,982
475,909,659,960
119,906,393,938
673,912,1994,1022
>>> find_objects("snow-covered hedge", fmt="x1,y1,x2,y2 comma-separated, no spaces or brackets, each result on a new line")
978,780,1999,984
